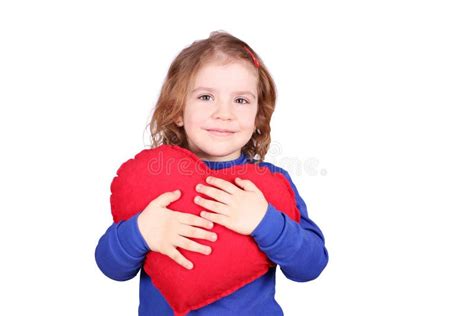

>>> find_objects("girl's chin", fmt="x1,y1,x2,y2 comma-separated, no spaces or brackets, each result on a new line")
194,147,241,161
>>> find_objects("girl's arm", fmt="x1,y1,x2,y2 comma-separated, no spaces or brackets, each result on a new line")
250,166,329,282
95,213,149,281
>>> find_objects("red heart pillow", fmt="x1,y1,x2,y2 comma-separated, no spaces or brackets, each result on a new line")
110,144,300,315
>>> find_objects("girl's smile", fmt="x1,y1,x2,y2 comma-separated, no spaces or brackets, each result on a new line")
205,128,237,137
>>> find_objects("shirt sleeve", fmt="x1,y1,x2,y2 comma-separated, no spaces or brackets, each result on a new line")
95,212,150,281
250,168,329,282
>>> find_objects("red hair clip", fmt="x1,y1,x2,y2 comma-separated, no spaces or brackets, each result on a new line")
243,46,260,68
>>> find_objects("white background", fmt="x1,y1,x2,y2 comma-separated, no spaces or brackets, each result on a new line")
1,1,473,315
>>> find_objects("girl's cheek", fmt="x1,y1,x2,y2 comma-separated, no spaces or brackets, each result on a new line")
188,112,209,127
244,110,259,128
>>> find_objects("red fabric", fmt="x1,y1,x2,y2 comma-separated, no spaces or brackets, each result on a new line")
110,145,300,316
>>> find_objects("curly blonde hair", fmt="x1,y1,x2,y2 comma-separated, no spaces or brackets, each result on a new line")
148,30,277,162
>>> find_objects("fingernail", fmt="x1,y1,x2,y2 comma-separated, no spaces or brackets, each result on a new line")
211,234,217,241
187,263,193,269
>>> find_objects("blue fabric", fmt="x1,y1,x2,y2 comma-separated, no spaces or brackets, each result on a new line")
95,152,329,315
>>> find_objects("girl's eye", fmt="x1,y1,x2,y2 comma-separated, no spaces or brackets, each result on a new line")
198,95,212,101
235,97,249,104
197,95,249,104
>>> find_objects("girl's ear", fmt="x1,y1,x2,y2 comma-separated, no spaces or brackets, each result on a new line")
175,116,184,127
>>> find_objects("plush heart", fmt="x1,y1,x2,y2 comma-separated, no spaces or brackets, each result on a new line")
110,144,300,315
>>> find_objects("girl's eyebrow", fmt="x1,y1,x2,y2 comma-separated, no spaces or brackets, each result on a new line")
191,86,256,99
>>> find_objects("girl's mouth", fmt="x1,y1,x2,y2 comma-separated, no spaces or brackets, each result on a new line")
206,129,236,136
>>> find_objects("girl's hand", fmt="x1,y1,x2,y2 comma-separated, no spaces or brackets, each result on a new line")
137,190,218,270
194,176,268,236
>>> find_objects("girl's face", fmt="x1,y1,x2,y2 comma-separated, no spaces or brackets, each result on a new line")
177,60,259,162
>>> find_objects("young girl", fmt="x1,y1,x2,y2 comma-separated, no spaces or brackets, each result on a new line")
95,30,329,315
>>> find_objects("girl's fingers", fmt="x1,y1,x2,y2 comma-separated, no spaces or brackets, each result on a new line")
178,225,218,242
205,176,239,194
177,212,214,230
235,178,259,192
154,190,181,207
194,196,230,216
174,235,212,256
196,183,232,204
200,211,228,228
166,247,194,270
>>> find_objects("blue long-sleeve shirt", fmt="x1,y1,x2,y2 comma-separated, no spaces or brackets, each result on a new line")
95,152,329,315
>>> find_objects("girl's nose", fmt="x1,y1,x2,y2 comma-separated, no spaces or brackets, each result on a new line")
213,102,233,120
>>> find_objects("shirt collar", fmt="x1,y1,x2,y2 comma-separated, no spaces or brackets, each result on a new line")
202,152,248,170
